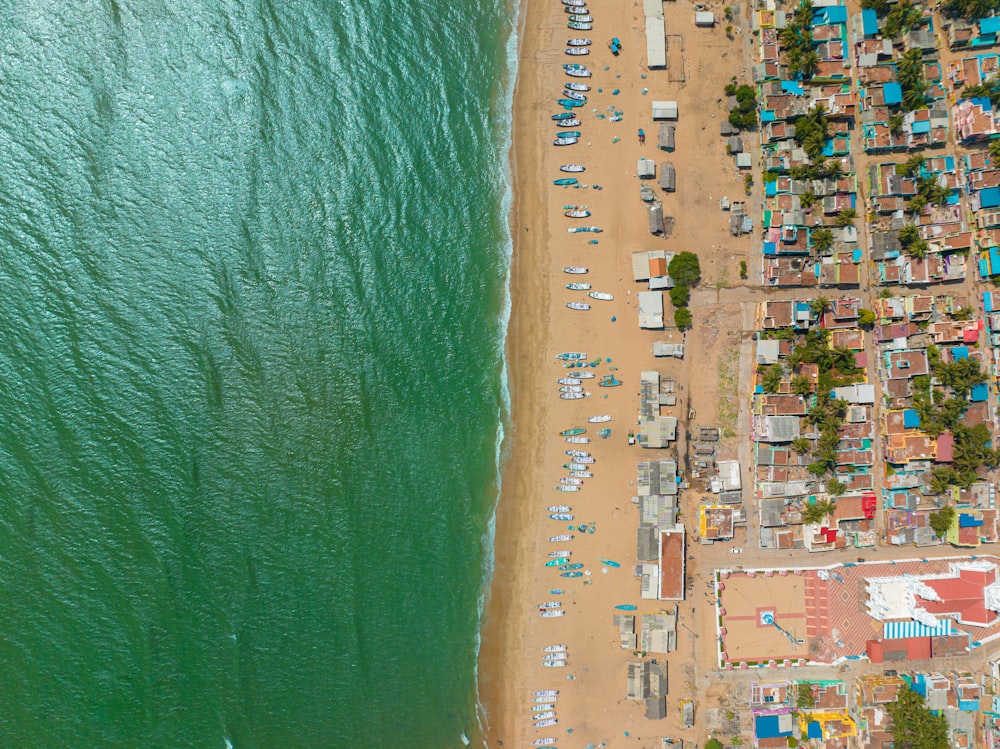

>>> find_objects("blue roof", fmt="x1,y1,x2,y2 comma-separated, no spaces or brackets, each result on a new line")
985,291,995,313
862,8,879,35
812,6,848,25
883,619,956,639
982,16,1000,34
808,721,823,739
971,382,989,402
982,186,1000,209
781,79,805,95
953,346,969,360
764,241,777,256
883,82,903,106
991,246,1000,269
911,120,931,134
960,511,984,527
974,95,994,112
766,180,778,196
903,409,921,428
755,714,793,739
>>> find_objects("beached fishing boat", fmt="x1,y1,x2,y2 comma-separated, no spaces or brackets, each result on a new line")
556,119,581,128
564,82,590,92
549,534,573,543
556,352,586,360
565,449,590,458
599,375,622,387
554,131,581,140
568,13,593,21
541,645,567,653
564,284,590,292
568,21,592,30
614,604,637,611
571,371,594,379
561,0,586,6
565,302,590,311
549,512,574,521
547,550,572,558
558,392,584,401
563,3,587,11
566,226,601,233
553,178,577,186
600,559,621,568
560,164,585,172
544,558,565,567
559,426,585,435
565,210,590,219
558,563,583,571
554,484,579,492
564,67,591,78
553,137,578,146
531,736,557,745
560,571,583,578
558,385,582,393
534,711,558,721
540,662,565,670
557,377,582,386
537,601,562,609
547,505,572,513
558,477,583,486
563,462,587,471
551,111,575,120
539,610,565,619
533,690,559,698
564,435,590,443
569,470,593,478
557,97,583,108
587,414,612,422
561,89,585,101
564,47,589,56
562,266,588,274
532,703,557,711
541,654,567,663
588,291,613,301
567,37,591,46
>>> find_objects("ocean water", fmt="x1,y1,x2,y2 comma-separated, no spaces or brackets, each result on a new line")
0,1,514,746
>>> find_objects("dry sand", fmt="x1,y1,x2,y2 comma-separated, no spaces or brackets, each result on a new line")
479,0,756,745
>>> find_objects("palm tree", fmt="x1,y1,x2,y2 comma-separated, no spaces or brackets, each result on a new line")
793,436,812,454
802,499,836,524
836,207,857,227
810,296,830,317
904,154,926,177
811,228,834,254
792,374,813,396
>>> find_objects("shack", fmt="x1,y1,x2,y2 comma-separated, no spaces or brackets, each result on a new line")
638,291,665,329
658,123,675,151
651,100,678,120
638,158,656,179
648,201,665,234
659,162,676,192
695,11,716,26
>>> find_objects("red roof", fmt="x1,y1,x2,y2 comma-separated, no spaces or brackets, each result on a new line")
904,636,932,660
936,431,955,464
963,328,979,343
921,566,999,626
866,639,884,663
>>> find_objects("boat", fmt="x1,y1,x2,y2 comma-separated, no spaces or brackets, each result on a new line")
556,98,584,109
561,89,585,101
532,702,557,711
534,711,558,720
597,428,611,438
541,645,567,653
537,601,562,610
567,37,591,46
557,377,582,385
561,0,586,6
570,456,595,464
540,662,565,669
587,414,612,423
567,21,592,30
558,392,585,401
544,558,566,567
564,47,589,56
531,737,558,745
553,178,578,186
599,559,621,568
565,283,590,292
549,513,574,520
533,691,559,698
547,505,572,512
562,266,588,274
563,462,587,471
554,131,581,139
568,14,593,22
614,604,637,611
567,225,602,233
569,470,593,478
599,375,622,387
564,435,590,443
563,3,587,11
588,291,613,301
562,62,588,69
565,302,590,311
547,550,572,558
565,210,590,219
565,450,590,458
551,111,575,121
571,371,594,379
539,610,565,618
564,82,590,92
554,484,579,492
559,563,583,571
560,163,585,171
560,571,583,578
549,534,573,542
556,119,581,128
559,426,585,435
553,137,578,146
564,67,591,78
556,352,586,360
541,655,567,663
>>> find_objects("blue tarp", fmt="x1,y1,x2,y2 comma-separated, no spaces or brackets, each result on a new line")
861,8,878,35
981,16,1000,34
812,6,847,25
985,292,995,313
763,241,777,256
766,180,778,196
883,82,903,106
971,382,989,402
981,186,1000,209
960,512,984,527
911,120,931,134
953,346,969,361
903,409,920,428
781,80,805,95
755,714,793,739
808,721,823,739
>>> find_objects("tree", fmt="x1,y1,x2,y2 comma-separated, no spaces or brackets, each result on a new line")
812,228,834,254
898,48,928,111
902,153,926,177
793,436,812,454
929,505,956,537
943,0,1000,21
836,207,857,227
887,687,949,749
674,307,692,331
827,478,846,496
990,138,1000,163
858,308,876,328
800,191,817,209
670,284,690,307
668,252,702,288
810,297,830,317
889,112,904,136
706,740,725,749
792,374,813,396
898,223,929,258
762,365,783,393
802,499,836,523
796,683,816,709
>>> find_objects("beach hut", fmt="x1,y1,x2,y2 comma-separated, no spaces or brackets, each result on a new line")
658,124,675,151
648,202,665,235
695,11,716,26
726,136,743,154
659,163,676,192
736,152,753,169
651,100,678,120
637,158,656,179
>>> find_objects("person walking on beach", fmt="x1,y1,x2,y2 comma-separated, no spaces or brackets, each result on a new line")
638,128,645,145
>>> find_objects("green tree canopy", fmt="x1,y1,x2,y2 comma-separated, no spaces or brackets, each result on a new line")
887,687,949,749
668,252,702,288
858,308,876,328
669,284,690,307
674,307,692,331
802,499,836,524
929,505,956,537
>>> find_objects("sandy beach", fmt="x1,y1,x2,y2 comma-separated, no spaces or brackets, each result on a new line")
479,0,758,745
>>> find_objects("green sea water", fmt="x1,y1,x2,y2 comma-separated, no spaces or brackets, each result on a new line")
0,1,514,746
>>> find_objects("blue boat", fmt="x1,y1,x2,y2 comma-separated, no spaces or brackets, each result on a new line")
555,131,581,139
559,563,583,571
560,571,584,578
558,99,584,108
552,112,575,120
554,178,579,186
599,375,622,387
614,604,636,611
599,558,621,568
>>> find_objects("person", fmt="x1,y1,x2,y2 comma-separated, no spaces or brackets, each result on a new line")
638,128,645,145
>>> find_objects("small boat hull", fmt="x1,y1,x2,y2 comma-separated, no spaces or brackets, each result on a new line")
565,302,590,310
588,291,613,301
556,119,581,128
549,513,574,520
556,352,586,360
587,414,612,423
547,505,572,512
560,571,583,578
567,38,592,46
564,68,591,78
554,131,581,139
600,559,622,568
558,393,584,401
554,484,580,491
565,48,590,56
564,282,590,290
553,177,578,186
562,266,588,274
553,137,578,146
557,99,584,108
558,563,583,571
560,163,585,171
564,435,590,443
615,604,637,611
568,21,592,30
559,426,585,435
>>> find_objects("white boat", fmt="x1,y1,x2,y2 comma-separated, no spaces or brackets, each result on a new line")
571,371,595,379
547,550,572,557
568,21,593,30
553,137,578,146
563,4,587,11
568,14,593,22
558,385,583,393
541,645,567,653
565,450,590,458
549,512,574,520
554,485,579,492
539,609,565,618
559,163,586,171
565,210,590,218
556,119,581,128
547,505,572,512
559,392,585,401
569,470,593,478
564,67,591,78
532,703,556,711
540,662,565,670
588,291,613,301
534,717,559,726
537,601,562,609
561,0,586,6
549,534,573,542
571,456,595,464
534,711,558,720
565,47,589,56
533,690,559,698
556,351,586,360
564,435,590,443
561,90,586,101
542,654,568,663
587,414,612,423
564,462,587,471
565,302,590,310
559,478,583,485
567,38,591,46
557,377,582,385
565,283,590,291
562,266,588,274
